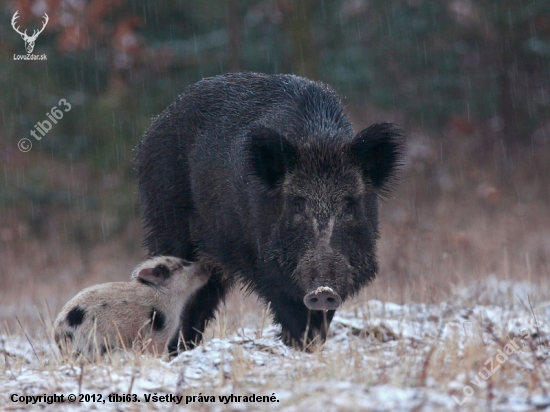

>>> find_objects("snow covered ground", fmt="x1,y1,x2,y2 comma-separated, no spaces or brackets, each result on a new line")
1,276,549,411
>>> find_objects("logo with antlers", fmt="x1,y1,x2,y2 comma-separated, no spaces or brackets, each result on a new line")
11,11,49,54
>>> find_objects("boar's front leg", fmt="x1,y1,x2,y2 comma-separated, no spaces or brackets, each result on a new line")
269,297,335,350
167,268,231,354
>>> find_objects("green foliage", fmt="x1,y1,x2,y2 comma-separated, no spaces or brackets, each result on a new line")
318,0,550,132
1,0,549,241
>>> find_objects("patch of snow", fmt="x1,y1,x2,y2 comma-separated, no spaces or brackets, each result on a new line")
1,279,549,411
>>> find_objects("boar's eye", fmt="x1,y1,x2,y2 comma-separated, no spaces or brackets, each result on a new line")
342,198,355,216
293,198,306,215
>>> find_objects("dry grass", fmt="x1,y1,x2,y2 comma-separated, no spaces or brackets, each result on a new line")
1,129,549,411
1,283,549,411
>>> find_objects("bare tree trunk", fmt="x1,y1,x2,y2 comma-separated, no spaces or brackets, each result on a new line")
498,33,520,145
495,20,522,183
225,0,242,72
281,0,319,80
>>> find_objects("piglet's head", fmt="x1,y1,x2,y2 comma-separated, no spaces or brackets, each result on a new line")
132,256,210,293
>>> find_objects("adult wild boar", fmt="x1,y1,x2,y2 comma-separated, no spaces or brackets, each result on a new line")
134,72,403,351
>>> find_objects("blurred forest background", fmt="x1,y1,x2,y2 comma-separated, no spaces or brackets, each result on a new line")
1,0,550,306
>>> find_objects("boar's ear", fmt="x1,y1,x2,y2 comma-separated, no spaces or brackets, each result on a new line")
246,126,298,189
349,122,404,194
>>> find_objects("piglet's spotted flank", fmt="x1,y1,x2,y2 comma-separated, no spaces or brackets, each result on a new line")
53,256,209,360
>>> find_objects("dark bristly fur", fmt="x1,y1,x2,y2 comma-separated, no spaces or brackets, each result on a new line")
134,72,404,350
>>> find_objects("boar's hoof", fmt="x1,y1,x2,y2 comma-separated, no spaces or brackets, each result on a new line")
303,287,342,311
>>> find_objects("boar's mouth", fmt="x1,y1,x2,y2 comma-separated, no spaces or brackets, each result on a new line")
303,286,342,311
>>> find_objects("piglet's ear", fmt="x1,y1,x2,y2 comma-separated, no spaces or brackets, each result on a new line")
137,264,170,285
246,126,298,189
349,122,404,195
137,268,158,285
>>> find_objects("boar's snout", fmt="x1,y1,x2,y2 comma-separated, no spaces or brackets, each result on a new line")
303,287,342,311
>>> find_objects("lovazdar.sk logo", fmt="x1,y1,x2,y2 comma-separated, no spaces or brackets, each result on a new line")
12,10,48,60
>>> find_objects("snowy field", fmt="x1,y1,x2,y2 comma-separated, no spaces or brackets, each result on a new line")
1,276,549,412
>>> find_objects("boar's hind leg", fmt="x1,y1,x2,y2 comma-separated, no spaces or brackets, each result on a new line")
167,268,231,354
270,298,335,350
